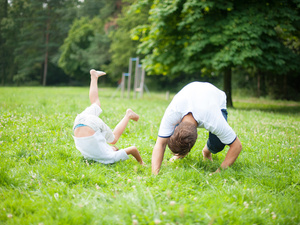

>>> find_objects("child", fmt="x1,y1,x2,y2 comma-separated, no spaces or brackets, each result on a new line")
73,69,144,165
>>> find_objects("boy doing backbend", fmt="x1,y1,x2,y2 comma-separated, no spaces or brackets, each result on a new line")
73,69,144,165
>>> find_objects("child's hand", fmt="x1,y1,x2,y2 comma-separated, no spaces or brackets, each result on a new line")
112,146,119,151
209,168,221,176
169,155,184,162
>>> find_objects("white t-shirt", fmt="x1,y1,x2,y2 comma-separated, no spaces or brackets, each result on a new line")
158,82,236,145
73,131,129,164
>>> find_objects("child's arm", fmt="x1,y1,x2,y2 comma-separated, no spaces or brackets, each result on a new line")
124,146,144,165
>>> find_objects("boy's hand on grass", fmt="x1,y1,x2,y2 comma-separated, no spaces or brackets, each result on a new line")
169,156,179,162
169,155,185,162
209,168,221,176
140,161,147,166
214,168,221,173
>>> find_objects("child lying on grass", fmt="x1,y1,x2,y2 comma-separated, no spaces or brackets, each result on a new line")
73,69,144,165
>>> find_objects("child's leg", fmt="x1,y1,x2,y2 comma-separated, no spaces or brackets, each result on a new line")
110,109,139,145
124,146,144,165
74,70,106,138
89,69,106,106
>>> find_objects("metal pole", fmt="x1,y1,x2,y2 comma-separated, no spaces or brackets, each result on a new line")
127,58,132,99
133,57,139,98
140,68,145,98
121,73,125,99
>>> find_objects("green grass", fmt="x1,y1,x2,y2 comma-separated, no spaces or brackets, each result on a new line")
0,86,299,225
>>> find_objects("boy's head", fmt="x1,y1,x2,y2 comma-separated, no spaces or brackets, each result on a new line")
168,122,198,157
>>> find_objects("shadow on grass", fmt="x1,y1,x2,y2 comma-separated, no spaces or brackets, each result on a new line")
233,99,300,115
174,156,220,173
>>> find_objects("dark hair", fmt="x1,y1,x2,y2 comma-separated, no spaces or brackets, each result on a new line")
168,122,198,156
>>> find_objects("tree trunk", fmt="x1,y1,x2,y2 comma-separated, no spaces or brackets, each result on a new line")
43,10,50,86
224,67,233,108
257,71,261,98
283,74,287,99
0,0,8,85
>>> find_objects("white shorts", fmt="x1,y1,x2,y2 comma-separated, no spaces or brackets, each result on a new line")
73,103,104,132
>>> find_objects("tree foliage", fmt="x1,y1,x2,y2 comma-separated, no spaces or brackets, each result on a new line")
0,0,78,85
134,0,300,74
0,0,8,85
59,17,106,81
108,0,151,79
58,0,123,83
132,0,300,104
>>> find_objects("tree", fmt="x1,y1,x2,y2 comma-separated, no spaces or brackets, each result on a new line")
0,0,79,85
108,0,151,80
0,0,26,85
58,17,111,82
133,0,300,106
0,0,8,85
42,0,78,86
8,0,46,84
59,0,129,83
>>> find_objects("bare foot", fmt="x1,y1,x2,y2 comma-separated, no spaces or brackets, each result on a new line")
90,69,106,78
126,109,139,121
202,148,213,161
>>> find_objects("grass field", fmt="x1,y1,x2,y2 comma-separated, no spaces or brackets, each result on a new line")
0,86,299,225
